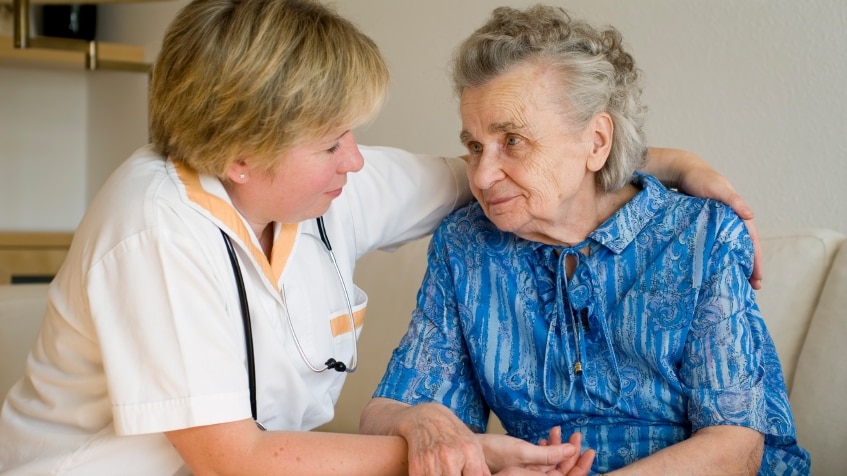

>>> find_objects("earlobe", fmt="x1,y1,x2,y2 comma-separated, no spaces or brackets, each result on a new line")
587,113,613,172
226,159,249,183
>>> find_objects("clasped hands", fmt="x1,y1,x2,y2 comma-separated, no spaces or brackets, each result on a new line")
397,403,594,476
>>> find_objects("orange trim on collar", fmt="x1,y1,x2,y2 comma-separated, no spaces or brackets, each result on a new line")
172,161,296,285
269,223,297,283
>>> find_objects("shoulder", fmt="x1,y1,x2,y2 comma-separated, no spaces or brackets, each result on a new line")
74,149,220,268
631,173,752,265
649,175,753,273
355,145,467,197
341,145,469,253
637,173,748,240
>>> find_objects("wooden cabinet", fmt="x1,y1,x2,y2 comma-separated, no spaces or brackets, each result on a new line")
0,232,73,284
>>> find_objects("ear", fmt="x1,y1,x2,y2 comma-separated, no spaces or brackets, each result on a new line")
586,112,613,172
225,158,250,184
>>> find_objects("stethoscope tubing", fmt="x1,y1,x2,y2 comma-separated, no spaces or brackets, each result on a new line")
220,229,259,422
219,216,359,426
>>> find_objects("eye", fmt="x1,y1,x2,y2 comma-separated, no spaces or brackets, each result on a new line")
466,142,483,155
327,142,341,154
506,135,521,146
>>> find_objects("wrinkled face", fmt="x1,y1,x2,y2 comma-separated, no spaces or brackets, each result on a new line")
234,128,364,225
459,61,602,242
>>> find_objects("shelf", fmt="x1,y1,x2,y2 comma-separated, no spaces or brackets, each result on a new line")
1,0,161,5
0,34,145,70
0,0,172,72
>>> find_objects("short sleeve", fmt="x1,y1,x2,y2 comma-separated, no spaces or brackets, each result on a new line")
88,227,250,435
681,207,793,440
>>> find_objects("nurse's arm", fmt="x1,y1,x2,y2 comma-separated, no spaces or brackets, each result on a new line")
165,418,409,475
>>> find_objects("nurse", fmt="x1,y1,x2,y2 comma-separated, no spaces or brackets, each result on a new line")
0,0,759,474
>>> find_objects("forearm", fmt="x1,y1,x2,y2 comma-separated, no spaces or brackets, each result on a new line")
360,397,420,436
608,425,763,476
641,147,703,188
361,397,478,444
166,419,409,476
253,431,408,476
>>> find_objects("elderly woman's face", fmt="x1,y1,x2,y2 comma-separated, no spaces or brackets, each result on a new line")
459,61,608,242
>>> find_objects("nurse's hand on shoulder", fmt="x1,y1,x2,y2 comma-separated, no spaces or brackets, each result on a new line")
644,147,763,289
674,157,763,290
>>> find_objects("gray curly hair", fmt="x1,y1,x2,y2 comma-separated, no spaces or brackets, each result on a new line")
451,4,648,192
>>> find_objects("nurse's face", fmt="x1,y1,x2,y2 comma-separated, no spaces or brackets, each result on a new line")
232,128,364,226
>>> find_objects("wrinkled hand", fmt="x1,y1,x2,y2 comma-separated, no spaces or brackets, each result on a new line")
675,162,763,290
398,403,491,476
530,427,595,476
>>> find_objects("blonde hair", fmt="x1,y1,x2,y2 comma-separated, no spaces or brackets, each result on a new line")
150,0,389,176
452,5,648,192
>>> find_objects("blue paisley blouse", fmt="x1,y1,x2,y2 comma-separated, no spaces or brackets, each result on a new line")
375,173,810,474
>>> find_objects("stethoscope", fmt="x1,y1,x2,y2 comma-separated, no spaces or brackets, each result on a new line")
220,216,358,426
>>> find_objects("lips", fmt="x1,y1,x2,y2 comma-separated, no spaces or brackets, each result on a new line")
326,180,347,198
484,194,516,207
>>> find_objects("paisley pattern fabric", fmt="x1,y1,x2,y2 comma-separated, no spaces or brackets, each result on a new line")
375,173,810,474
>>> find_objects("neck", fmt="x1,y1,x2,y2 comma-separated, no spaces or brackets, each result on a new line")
528,183,638,247
257,223,274,260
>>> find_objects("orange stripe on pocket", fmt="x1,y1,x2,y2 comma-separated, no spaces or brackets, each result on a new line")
330,307,366,337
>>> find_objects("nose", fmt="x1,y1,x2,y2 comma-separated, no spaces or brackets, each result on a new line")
470,147,505,190
339,132,364,174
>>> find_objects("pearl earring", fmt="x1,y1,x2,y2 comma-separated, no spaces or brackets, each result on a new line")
239,173,246,180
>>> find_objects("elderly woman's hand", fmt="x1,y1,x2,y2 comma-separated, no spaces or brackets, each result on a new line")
479,428,591,476
400,402,490,475
644,147,763,289
533,427,595,476
361,398,491,475
482,427,594,476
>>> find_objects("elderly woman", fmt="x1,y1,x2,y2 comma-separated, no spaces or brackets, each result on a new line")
362,5,810,475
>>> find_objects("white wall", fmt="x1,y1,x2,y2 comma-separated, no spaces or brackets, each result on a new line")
0,68,88,231
0,0,844,429
337,0,847,235
2,0,843,234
